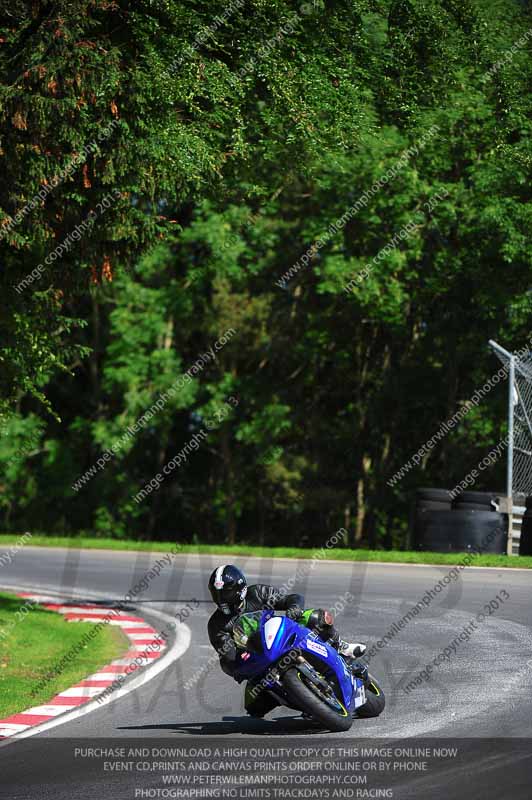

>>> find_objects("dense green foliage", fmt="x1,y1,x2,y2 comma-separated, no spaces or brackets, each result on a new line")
0,0,531,546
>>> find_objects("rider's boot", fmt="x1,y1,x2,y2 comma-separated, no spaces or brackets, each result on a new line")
338,642,369,685
338,640,367,658
245,682,279,718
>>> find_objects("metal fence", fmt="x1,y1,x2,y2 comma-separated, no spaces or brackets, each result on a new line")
490,340,532,553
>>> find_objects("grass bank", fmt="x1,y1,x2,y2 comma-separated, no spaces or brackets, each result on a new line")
0,591,127,718
1,533,531,569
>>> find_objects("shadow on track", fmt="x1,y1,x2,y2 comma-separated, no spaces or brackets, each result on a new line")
118,715,325,736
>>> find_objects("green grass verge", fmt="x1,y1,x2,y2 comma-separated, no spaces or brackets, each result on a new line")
2,533,532,568
0,591,128,718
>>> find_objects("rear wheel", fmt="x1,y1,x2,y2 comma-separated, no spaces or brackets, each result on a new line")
282,667,353,732
356,675,385,718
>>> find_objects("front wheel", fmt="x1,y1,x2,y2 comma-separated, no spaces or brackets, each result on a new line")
282,667,353,732
356,674,385,718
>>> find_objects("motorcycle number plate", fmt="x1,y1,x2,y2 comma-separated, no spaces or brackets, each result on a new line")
354,684,366,709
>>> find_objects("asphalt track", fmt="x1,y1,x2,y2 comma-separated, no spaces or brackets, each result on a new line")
1,545,531,799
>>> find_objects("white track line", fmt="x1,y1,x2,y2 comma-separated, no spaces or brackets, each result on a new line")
23,705,75,717
0,585,191,746
56,687,102,698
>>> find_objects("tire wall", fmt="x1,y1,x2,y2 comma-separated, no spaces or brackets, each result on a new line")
519,503,532,556
413,509,507,553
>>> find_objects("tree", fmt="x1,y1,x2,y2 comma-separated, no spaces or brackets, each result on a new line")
1,0,530,546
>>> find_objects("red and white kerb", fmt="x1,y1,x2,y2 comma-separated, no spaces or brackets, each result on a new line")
0,592,166,739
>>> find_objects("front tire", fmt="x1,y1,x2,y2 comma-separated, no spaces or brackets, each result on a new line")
356,674,385,718
282,667,353,732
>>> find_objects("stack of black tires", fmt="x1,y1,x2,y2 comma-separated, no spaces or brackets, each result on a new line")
519,497,532,556
412,488,506,553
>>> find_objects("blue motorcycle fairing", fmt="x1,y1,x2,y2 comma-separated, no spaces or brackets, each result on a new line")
231,610,365,713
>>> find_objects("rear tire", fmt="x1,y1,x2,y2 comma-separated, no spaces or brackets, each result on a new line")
282,667,353,732
520,515,532,555
356,675,385,718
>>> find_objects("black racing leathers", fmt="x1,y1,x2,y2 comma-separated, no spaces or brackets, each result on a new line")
207,584,304,678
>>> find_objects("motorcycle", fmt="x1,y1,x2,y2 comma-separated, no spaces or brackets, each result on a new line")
231,609,385,732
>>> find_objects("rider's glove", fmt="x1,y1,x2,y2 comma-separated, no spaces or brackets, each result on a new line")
286,606,303,621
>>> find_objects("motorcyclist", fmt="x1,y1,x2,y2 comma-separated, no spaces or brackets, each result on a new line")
207,564,367,717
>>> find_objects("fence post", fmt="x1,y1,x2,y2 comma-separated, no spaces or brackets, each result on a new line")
507,355,515,556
